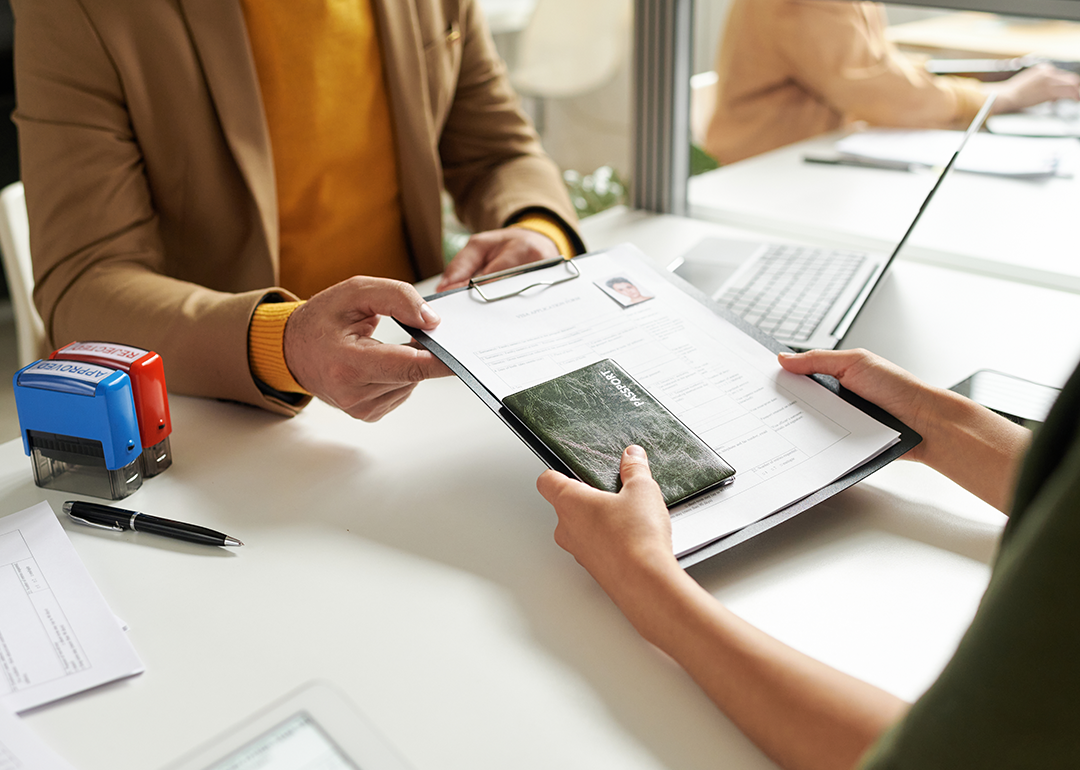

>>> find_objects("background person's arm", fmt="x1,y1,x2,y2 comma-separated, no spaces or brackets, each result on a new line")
983,62,1080,114
778,1,986,129
781,2,1079,128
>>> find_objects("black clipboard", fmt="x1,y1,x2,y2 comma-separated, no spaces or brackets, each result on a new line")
401,249,921,568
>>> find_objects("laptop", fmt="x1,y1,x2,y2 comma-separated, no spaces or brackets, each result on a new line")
670,96,995,352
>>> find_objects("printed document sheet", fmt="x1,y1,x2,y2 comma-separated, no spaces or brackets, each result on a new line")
835,129,1074,178
0,502,144,713
423,245,901,556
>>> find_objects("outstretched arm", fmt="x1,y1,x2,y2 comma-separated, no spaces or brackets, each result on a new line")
985,63,1080,115
778,350,1030,513
538,447,909,770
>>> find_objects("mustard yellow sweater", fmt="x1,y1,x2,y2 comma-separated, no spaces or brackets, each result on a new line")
243,0,572,394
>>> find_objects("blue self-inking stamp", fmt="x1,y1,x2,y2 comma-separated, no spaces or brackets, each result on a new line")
14,359,144,500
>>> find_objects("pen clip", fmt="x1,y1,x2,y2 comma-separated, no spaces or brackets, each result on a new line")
65,513,124,532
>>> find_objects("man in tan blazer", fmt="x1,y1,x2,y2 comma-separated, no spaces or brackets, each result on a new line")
13,0,584,418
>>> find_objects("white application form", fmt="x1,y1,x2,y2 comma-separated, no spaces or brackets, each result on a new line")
0,502,144,713
422,245,902,556
0,704,77,769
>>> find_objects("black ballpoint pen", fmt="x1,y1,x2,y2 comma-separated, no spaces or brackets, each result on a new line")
63,500,243,547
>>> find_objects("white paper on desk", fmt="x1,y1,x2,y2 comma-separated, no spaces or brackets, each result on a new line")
0,703,78,769
424,245,900,556
0,502,144,713
835,129,1073,178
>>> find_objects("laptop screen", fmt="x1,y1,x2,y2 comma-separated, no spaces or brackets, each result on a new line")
833,92,997,346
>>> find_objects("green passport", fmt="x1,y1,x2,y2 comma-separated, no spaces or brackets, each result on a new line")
503,359,736,506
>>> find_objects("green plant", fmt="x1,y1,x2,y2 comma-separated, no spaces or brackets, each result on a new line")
690,142,720,176
563,165,629,219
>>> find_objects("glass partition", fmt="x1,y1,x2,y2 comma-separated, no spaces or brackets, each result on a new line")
481,0,634,220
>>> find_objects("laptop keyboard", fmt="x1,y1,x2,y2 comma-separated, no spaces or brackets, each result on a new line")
716,244,866,342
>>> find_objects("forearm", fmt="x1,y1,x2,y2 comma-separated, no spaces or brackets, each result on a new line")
46,261,306,413
913,387,1030,513
838,70,985,130
777,350,1030,514
612,562,907,770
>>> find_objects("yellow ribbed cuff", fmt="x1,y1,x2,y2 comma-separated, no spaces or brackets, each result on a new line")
249,300,310,394
511,214,576,259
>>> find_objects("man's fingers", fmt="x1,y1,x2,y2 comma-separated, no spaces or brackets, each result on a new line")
438,227,560,291
473,243,531,279
339,383,420,422
439,237,493,290
351,342,453,383
336,277,441,331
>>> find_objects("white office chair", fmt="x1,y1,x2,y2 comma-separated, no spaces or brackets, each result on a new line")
690,70,719,148
0,181,46,367
509,0,631,130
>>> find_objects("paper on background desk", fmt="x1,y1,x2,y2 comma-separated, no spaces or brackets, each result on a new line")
986,99,1080,139
0,502,144,713
423,245,900,556
835,129,1075,178
0,703,77,769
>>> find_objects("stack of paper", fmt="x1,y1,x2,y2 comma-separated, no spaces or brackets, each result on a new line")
835,129,1074,178
0,502,144,713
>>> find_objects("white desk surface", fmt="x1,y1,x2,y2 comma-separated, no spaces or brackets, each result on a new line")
10,209,1080,770
885,11,1080,61
688,132,1080,293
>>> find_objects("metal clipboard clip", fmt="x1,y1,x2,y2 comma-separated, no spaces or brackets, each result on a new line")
468,256,580,302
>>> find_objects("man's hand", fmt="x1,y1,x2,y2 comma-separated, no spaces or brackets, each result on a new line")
283,277,452,421
537,446,679,605
987,63,1080,114
437,226,561,292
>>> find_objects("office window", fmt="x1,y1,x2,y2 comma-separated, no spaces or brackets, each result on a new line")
685,1,1080,191
485,0,635,219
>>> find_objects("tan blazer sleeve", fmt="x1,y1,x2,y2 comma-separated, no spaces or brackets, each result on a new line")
436,0,585,254
12,0,307,416
778,1,985,130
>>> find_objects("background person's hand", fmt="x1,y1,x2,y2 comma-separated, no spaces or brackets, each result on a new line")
283,277,452,421
986,63,1080,114
437,226,561,292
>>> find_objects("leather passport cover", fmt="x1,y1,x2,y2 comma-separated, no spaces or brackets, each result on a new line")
503,359,736,506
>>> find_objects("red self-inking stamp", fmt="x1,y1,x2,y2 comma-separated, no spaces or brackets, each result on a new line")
51,342,173,477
